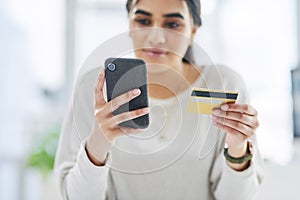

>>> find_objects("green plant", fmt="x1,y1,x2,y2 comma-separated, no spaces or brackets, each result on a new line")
26,124,60,178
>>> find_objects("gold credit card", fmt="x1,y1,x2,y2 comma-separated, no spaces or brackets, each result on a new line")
187,88,239,114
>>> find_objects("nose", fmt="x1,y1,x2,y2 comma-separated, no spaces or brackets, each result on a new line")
147,27,167,46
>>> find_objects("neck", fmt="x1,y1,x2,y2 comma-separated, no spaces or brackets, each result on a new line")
148,62,201,99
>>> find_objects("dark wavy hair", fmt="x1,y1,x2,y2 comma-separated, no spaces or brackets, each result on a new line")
126,0,202,64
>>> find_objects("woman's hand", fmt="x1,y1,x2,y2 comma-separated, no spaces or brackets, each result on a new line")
86,69,150,166
211,103,259,170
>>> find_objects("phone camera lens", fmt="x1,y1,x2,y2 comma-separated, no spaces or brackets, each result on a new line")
107,63,116,71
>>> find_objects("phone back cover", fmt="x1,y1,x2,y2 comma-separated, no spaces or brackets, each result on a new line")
105,58,149,128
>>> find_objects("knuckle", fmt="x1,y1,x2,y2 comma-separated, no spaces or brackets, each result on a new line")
222,118,228,125
136,109,143,116
111,100,120,109
99,99,106,105
249,130,255,136
95,108,103,117
118,113,128,122
225,111,230,117
236,112,244,120
254,120,260,128
243,104,249,111
102,103,112,114
237,122,244,130
94,87,102,94
217,118,224,125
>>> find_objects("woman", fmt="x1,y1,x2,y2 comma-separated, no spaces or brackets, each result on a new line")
55,0,264,199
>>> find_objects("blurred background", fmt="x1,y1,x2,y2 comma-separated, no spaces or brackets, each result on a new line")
0,0,300,199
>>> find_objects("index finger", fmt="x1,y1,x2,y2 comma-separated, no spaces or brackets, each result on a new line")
95,69,106,108
220,103,257,116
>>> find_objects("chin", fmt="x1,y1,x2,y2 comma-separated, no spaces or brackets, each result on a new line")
143,58,173,74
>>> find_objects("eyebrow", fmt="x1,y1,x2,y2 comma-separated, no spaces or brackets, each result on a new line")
163,13,184,19
134,9,152,16
134,9,184,19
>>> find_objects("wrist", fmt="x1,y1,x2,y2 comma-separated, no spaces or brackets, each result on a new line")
224,141,253,171
85,123,115,166
85,143,107,166
227,141,248,158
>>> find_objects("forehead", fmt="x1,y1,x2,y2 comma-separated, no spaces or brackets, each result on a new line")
133,0,190,16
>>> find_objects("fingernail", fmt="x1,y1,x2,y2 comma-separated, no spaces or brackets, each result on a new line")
221,104,228,111
212,110,220,115
132,89,141,95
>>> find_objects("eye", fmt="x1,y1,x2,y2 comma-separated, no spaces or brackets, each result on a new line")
134,19,151,26
165,22,181,28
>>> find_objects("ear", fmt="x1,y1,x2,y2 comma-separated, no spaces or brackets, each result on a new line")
189,25,199,45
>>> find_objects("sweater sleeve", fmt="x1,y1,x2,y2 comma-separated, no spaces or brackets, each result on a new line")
209,66,265,200
54,107,112,200
210,135,264,200
54,69,112,200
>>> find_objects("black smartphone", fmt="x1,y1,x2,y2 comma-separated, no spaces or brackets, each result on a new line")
105,57,149,129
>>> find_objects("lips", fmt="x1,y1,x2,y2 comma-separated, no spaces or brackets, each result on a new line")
142,48,167,58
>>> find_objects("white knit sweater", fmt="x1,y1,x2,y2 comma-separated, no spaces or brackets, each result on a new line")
55,64,264,200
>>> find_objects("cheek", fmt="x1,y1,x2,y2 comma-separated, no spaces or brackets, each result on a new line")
166,32,191,57
129,25,191,58
130,29,149,48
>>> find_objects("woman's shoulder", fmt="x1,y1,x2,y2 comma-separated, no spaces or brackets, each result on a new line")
201,64,246,87
200,64,249,103
203,64,243,81
196,64,248,96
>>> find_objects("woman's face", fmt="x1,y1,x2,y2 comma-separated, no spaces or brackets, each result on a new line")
129,0,198,72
